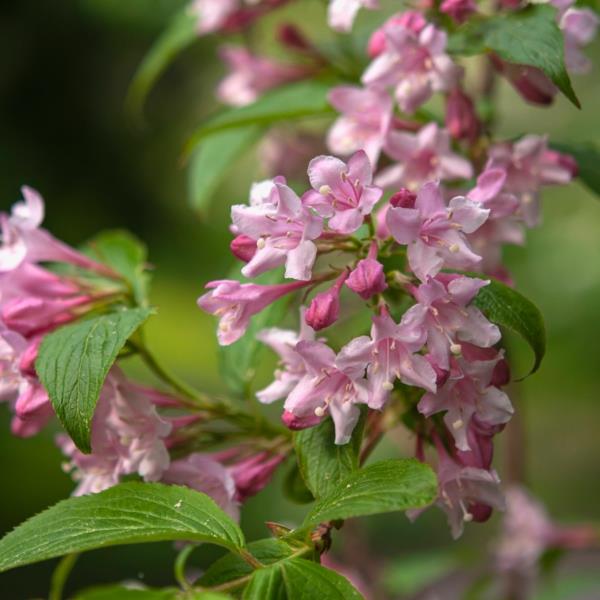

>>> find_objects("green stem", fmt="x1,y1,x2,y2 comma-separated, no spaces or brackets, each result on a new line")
49,553,79,600
174,544,196,591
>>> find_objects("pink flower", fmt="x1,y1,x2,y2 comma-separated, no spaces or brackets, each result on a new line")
368,12,427,58
405,274,502,371
231,180,323,280
376,123,473,190
305,271,348,331
304,151,383,234
327,86,393,166
227,451,286,501
440,0,476,23
217,46,311,107
445,88,480,142
191,0,240,34
198,279,308,346
362,306,437,409
162,453,239,520
345,242,387,300
230,234,257,263
58,371,172,496
418,344,513,451
284,338,371,443
327,0,379,32
487,135,574,227
362,16,460,113
256,309,315,403
492,58,557,106
386,182,488,281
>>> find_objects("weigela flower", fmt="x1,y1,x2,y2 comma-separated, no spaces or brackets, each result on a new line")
58,371,172,496
327,0,379,32
345,242,387,300
445,88,480,142
198,279,308,345
386,181,489,281
362,15,460,113
327,86,393,166
225,450,286,501
304,151,383,234
440,0,476,23
305,271,349,331
376,123,473,190
283,338,371,444
231,180,323,280
217,46,311,107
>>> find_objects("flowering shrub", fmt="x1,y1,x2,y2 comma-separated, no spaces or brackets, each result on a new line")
1,0,599,598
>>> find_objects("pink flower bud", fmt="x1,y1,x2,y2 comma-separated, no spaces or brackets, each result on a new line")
305,271,348,331
440,0,476,23
543,149,578,178
282,409,322,430
230,234,257,263
18,337,42,376
346,243,387,300
229,452,285,502
445,88,480,142
389,188,417,208
277,23,313,53
367,12,426,57
492,56,556,106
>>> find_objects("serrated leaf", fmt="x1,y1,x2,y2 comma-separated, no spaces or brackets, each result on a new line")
198,539,295,588
551,141,600,197
472,277,546,376
36,308,153,452
243,558,364,600
303,459,437,527
188,125,264,214
0,483,245,574
185,81,335,154
86,230,150,305
283,460,315,504
126,7,198,121
294,409,365,499
449,6,580,108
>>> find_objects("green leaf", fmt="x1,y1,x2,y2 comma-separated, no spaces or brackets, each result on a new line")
472,277,546,376
86,230,150,305
283,460,315,504
36,308,153,452
188,125,264,214
186,81,335,153
0,482,245,574
303,459,437,527
294,409,365,499
449,6,580,108
74,586,233,600
551,141,600,197
198,539,295,587
243,558,364,600
126,7,198,121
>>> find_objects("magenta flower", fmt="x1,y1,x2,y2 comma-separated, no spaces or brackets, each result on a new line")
362,16,460,113
327,86,393,166
304,151,383,234
445,88,480,142
345,242,387,300
198,279,307,346
162,453,239,520
327,0,379,32
376,123,473,190
217,46,311,107
227,451,286,501
231,181,323,280
386,182,489,281
491,56,557,106
58,371,172,496
305,271,348,331
283,338,371,443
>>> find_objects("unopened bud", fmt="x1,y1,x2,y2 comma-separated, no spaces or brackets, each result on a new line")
230,234,257,263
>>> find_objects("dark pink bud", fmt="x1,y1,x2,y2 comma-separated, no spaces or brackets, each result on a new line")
499,0,521,8
282,409,322,430
440,0,476,23
230,452,285,502
230,234,257,263
543,150,578,178
389,188,417,208
492,56,556,106
345,243,387,300
18,337,43,377
397,11,428,33
468,502,493,522
445,88,480,142
277,24,313,52
305,271,348,331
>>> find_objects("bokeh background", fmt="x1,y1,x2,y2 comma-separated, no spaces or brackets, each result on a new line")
1,0,599,598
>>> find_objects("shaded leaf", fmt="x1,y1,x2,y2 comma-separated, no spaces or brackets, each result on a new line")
283,460,315,505
0,483,245,574
551,141,600,197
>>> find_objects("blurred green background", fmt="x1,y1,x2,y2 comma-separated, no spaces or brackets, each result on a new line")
0,0,599,598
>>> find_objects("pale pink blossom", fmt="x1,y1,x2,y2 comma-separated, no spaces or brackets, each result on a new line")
386,182,488,281
327,0,379,32
345,242,387,300
191,0,239,34
367,11,427,58
58,371,172,496
362,17,460,113
284,338,371,443
304,151,383,234
231,181,323,280
327,86,393,166
198,279,308,345
376,123,473,190
162,454,239,520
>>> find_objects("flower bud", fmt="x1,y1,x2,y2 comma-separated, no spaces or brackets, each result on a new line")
282,409,323,430
277,24,313,53
492,56,556,106
305,271,348,331
389,188,417,208
229,452,285,502
543,149,578,178
445,88,480,142
230,234,257,263
346,243,387,300
440,0,476,23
